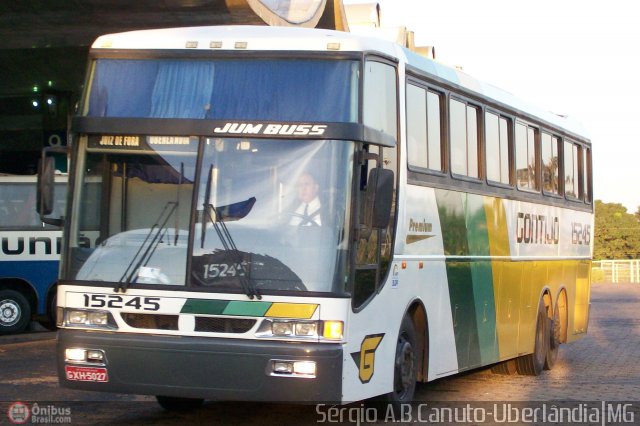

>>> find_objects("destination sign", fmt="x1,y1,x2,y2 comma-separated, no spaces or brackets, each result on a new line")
88,135,197,151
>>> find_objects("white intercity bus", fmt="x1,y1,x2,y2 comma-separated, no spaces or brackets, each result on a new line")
44,25,593,410
0,174,66,333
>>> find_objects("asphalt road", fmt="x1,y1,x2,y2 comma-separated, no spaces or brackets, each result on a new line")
1,283,639,425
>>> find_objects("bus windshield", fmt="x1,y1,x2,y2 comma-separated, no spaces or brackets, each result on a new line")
67,136,354,296
85,58,359,122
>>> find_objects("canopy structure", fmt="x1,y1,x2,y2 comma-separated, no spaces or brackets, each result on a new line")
0,0,351,96
227,0,349,30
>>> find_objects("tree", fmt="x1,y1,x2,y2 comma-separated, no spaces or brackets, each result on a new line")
594,200,640,259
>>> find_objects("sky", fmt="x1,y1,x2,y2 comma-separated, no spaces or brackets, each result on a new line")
344,0,640,212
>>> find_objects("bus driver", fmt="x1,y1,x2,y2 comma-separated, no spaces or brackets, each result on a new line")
289,172,323,226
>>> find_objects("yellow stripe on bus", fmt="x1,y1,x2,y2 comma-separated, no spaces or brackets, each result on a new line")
265,303,318,319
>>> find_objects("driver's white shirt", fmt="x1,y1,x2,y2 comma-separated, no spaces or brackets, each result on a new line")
290,197,322,226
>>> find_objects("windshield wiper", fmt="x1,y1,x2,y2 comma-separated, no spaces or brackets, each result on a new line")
200,165,259,299
203,202,260,300
115,201,178,292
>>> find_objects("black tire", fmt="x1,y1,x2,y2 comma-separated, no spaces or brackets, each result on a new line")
155,396,204,411
516,299,549,376
0,289,32,334
384,316,418,414
38,292,58,331
544,302,562,370
491,358,517,375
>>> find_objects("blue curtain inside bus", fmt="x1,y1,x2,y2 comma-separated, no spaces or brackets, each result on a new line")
87,59,358,122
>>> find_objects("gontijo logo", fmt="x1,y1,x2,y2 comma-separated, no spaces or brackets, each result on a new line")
351,334,385,384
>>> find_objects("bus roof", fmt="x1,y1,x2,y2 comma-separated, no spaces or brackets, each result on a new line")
92,25,589,141
400,47,590,140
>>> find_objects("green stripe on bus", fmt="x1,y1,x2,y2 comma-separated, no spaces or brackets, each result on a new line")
180,299,273,316
436,190,500,370
180,299,230,315
465,194,499,366
436,189,481,369
223,301,272,317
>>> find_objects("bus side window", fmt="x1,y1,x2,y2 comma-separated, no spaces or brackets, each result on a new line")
516,122,539,191
541,132,559,194
583,147,592,203
563,140,579,199
450,99,479,179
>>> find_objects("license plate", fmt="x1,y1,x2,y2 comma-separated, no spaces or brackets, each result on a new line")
65,366,109,382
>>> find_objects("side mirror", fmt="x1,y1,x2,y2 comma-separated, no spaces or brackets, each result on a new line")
37,148,66,227
364,168,394,229
37,156,56,216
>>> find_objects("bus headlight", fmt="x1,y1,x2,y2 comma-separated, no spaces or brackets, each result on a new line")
257,319,342,340
64,348,106,365
294,322,317,337
271,321,294,336
271,320,318,337
270,360,316,378
63,309,117,329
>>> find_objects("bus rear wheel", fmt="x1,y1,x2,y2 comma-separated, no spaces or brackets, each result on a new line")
155,396,204,411
545,301,562,370
491,358,517,375
516,300,548,376
0,289,31,335
384,316,418,412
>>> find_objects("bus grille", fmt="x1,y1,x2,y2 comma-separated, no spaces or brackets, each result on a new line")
120,313,256,333
195,316,256,333
121,313,179,330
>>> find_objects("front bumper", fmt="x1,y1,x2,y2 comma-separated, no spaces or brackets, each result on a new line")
57,329,343,402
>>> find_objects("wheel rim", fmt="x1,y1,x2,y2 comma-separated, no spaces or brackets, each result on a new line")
0,299,21,327
395,334,415,399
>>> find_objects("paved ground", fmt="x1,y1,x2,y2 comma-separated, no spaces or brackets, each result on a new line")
0,283,638,425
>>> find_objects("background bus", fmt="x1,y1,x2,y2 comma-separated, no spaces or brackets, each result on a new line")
0,89,70,334
0,174,66,333
48,25,592,409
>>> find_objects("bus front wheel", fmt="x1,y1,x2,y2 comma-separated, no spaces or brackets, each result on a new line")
0,289,31,334
384,316,418,411
516,300,549,376
155,396,204,411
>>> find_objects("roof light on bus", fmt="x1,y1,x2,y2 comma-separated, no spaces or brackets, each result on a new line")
235,42,248,49
185,41,198,49
210,41,223,49
327,42,341,50
323,320,343,340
